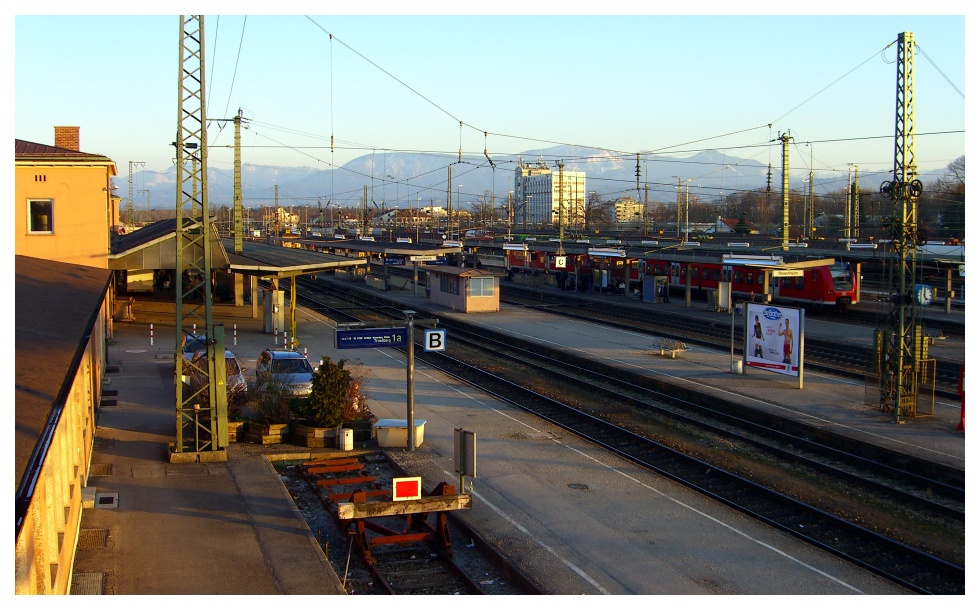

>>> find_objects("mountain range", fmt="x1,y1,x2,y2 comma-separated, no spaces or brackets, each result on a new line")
125,145,948,212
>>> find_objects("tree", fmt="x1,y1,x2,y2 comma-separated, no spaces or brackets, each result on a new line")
293,357,368,428
933,156,965,239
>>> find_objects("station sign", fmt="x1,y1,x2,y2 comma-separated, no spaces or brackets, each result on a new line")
410,255,437,262
771,269,804,277
424,329,446,352
335,327,408,349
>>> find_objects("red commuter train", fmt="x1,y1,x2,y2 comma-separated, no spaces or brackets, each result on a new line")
500,246,858,311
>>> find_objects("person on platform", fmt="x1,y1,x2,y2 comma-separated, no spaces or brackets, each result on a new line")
660,282,670,303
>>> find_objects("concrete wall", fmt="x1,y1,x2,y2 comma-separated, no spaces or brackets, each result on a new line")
15,163,115,269
15,305,107,594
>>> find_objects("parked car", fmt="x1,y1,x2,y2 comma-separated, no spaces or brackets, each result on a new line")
255,349,316,397
182,333,209,360
186,349,248,405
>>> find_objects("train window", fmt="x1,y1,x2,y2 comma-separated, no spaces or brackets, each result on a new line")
746,271,754,284
733,270,743,284
811,270,819,283
713,269,721,281
795,276,805,290
757,274,765,287
702,269,711,281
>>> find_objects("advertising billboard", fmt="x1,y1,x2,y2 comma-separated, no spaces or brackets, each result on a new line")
744,303,803,379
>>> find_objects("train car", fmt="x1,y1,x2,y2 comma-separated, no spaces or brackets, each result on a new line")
642,256,857,311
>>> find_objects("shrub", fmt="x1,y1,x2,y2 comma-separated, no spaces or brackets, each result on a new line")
297,357,364,429
253,373,294,424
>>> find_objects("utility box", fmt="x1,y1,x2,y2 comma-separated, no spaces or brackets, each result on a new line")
263,289,284,334
375,419,426,448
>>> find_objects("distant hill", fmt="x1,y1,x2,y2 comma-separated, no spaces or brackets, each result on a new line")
126,145,947,211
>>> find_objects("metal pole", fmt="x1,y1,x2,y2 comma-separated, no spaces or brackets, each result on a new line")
405,310,416,451
730,305,735,371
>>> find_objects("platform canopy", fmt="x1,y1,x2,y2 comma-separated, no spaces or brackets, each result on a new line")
223,239,367,279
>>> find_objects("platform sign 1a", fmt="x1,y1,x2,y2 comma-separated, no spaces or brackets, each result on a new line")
424,329,446,352
335,327,408,349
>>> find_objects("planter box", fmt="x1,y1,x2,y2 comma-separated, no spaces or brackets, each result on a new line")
374,419,426,448
228,421,246,443
290,422,340,448
244,422,289,445
344,419,377,442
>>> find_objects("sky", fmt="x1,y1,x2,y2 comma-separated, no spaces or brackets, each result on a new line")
10,2,970,187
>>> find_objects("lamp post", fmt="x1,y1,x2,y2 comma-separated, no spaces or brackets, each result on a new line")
802,178,811,239
456,184,462,239
684,179,693,242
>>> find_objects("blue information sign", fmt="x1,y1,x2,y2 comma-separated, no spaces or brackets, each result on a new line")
335,327,408,349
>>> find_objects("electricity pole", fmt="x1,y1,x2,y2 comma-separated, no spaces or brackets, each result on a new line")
780,132,792,250
173,15,225,457
879,32,923,423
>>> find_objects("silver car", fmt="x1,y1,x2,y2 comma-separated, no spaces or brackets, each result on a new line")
255,349,315,397
187,349,248,405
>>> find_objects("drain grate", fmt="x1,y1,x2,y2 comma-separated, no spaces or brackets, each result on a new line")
567,483,590,491
70,572,104,595
77,528,109,550
93,438,115,450
94,493,119,509
89,463,113,477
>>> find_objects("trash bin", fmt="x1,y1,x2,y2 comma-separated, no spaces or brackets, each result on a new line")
339,428,353,451
731,359,743,374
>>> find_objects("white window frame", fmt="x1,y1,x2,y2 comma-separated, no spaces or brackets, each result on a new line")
27,199,55,234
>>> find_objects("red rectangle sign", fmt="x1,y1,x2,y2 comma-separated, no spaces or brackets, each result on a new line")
392,477,422,501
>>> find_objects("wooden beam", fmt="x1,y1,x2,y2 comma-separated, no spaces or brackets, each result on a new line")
336,494,471,520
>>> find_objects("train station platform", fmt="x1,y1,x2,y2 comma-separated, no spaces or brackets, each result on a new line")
74,280,965,595
365,280,966,471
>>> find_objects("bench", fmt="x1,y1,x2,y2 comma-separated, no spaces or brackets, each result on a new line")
651,336,688,358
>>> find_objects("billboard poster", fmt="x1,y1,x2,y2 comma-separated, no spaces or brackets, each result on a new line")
744,303,803,379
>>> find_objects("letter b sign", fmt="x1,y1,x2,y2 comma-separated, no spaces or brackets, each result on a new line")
424,329,446,352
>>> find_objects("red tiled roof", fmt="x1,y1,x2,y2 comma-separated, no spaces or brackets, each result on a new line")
15,138,113,162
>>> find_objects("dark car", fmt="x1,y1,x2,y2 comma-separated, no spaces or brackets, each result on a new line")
255,349,315,397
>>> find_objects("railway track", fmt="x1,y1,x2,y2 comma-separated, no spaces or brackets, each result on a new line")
496,284,963,396
282,452,522,595
403,337,965,595
289,276,964,593
367,263,963,393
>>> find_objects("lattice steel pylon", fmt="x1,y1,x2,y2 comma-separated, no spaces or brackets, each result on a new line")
878,32,923,423
173,15,227,456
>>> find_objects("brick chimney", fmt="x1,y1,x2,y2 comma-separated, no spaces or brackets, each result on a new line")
54,126,80,151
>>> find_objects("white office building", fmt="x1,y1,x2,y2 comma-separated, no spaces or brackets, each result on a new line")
513,159,586,228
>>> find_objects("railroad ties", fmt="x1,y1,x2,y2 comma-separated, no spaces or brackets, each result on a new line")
297,455,472,570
